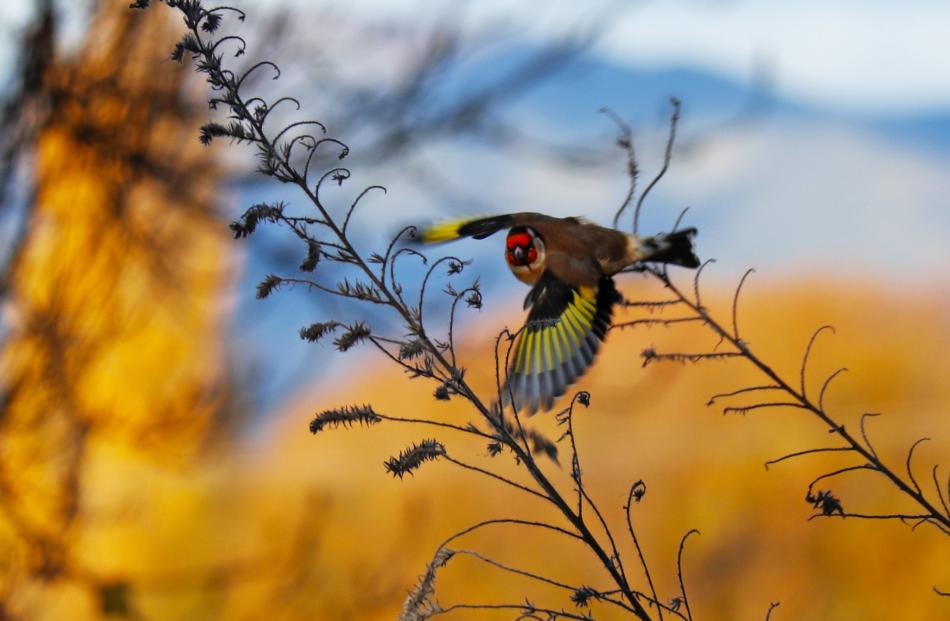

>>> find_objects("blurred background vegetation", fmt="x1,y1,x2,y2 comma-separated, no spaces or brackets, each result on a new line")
0,1,947,619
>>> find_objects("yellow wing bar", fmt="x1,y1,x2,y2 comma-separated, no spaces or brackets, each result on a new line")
418,218,480,243
508,279,616,415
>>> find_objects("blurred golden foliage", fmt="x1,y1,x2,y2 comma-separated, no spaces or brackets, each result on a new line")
265,278,949,621
11,276,944,620
0,4,227,618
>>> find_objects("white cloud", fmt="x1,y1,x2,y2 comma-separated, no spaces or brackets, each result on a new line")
659,121,950,275
7,0,945,112
595,0,950,113
265,0,950,113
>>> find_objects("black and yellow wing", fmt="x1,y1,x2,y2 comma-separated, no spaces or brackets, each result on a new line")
506,271,620,415
417,214,515,243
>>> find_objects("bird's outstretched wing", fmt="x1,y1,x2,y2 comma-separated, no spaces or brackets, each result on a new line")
506,270,620,415
417,214,515,243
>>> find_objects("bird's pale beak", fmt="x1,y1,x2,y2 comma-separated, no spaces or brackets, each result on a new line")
513,246,526,262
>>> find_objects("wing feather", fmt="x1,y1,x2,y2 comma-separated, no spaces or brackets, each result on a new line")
417,214,515,243
506,271,620,415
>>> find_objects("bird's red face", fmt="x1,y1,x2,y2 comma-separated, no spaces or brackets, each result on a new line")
505,229,538,267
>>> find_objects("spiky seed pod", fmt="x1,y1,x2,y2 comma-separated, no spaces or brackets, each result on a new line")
398,339,425,361
299,321,341,343
570,586,600,608
309,405,382,434
300,240,320,272
229,202,285,238
256,274,282,299
384,439,445,478
631,479,646,503
333,322,371,352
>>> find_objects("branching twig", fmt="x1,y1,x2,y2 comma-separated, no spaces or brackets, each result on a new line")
641,266,950,535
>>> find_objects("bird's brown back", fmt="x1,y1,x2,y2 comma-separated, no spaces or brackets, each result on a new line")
511,213,631,276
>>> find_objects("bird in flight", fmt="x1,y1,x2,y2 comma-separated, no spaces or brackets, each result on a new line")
418,213,699,415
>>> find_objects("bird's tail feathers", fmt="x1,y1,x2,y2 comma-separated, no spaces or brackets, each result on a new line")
634,227,700,268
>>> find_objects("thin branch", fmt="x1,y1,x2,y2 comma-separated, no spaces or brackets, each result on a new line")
417,255,467,328
721,402,809,416
376,412,496,442
438,519,584,550
807,512,934,522
342,184,386,234
381,225,418,291
706,385,781,406
612,317,703,331
906,437,931,497
602,107,637,231
620,299,682,310
692,259,715,310
498,325,532,456
806,464,879,495
634,97,680,235
431,602,595,620
641,350,743,367
800,325,835,400
453,549,577,592
859,413,881,460
557,392,588,516
764,447,855,471
442,455,549,503
911,517,950,536
932,466,950,519
447,284,481,367
675,529,699,621
818,367,848,412
577,483,632,603
453,549,639,616
731,268,755,341
625,482,662,621
271,120,327,148
257,95,301,125
671,206,690,233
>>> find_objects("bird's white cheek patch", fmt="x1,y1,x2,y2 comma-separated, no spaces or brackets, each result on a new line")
529,248,546,272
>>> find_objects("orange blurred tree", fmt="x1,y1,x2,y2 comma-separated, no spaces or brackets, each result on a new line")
0,3,227,617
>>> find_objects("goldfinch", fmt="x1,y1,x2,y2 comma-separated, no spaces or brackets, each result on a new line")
419,213,699,414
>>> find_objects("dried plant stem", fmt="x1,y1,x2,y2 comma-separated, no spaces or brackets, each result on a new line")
626,483,662,621
648,267,950,532
148,4,659,617
431,602,595,619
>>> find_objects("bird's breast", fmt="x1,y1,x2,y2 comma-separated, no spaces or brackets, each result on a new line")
509,263,541,285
